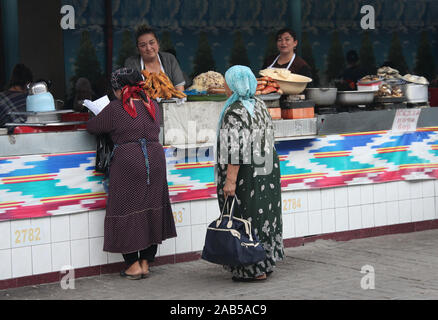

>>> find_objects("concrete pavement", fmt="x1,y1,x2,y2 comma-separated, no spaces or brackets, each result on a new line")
1,229,438,300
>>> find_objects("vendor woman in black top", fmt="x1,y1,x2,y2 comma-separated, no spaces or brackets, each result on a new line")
125,25,186,91
262,28,312,78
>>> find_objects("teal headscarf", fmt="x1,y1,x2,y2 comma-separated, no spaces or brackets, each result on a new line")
217,65,257,135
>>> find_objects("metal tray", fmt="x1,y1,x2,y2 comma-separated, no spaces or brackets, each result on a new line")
257,93,282,101
305,88,337,106
186,94,227,102
7,109,78,125
8,109,74,116
4,121,86,127
336,90,375,105
374,96,406,104
160,98,179,103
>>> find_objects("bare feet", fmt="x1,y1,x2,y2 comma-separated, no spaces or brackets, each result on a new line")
256,274,267,280
232,273,267,282
125,261,142,276
140,259,150,275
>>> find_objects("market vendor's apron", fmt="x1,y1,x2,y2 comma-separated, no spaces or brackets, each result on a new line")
268,54,296,70
110,138,151,185
140,55,165,81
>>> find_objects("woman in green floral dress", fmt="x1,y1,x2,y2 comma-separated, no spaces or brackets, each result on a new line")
216,65,284,282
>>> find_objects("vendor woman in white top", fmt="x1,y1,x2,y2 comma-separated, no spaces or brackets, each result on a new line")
125,25,185,91
262,28,312,78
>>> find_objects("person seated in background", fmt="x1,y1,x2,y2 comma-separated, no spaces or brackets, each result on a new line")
73,77,95,112
0,64,33,127
125,25,185,91
342,50,367,89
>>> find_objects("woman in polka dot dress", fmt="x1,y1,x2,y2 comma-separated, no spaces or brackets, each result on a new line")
216,66,284,282
87,68,176,280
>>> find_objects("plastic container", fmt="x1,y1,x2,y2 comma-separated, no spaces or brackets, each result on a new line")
268,107,282,120
281,100,315,119
26,92,56,112
357,79,383,92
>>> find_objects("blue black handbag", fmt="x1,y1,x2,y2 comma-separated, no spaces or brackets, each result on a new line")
202,196,267,267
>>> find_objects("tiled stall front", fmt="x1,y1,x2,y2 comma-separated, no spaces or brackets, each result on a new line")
1,179,437,282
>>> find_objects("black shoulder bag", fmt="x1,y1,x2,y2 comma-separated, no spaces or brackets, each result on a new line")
95,134,114,174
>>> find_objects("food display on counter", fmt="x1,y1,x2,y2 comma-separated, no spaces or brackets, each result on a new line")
402,74,429,85
376,84,403,98
260,68,312,95
377,66,401,80
260,68,295,80
256,77,283,95
142,70,187,100
401,74,429,104
360,75,382,82
183,71,227,101
357,75,383,91
187,71,225,93
207,87,226,95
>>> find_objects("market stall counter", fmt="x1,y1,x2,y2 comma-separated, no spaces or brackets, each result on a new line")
1,99,438,290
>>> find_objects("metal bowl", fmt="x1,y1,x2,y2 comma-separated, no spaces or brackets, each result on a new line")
336,90,375,105
305,88,337,106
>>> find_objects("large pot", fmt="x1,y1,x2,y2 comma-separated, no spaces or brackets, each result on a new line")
402,83,428,103
305,88,337,106
336,90,375,105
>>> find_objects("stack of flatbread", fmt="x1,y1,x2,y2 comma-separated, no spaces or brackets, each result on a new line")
188,71,225,92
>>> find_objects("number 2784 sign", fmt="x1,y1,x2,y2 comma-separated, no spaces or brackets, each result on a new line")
282,195,302,214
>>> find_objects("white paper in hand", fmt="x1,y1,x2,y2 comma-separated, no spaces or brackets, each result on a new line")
83,96,110,115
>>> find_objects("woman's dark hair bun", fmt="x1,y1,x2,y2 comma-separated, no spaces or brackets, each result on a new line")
135,25,159,45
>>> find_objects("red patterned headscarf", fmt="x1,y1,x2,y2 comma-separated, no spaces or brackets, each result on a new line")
111,68,156,120
121,84,155,120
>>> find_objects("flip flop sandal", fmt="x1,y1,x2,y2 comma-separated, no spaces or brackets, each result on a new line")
120,270,142,280
141,272,150,279
232,275,267,282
